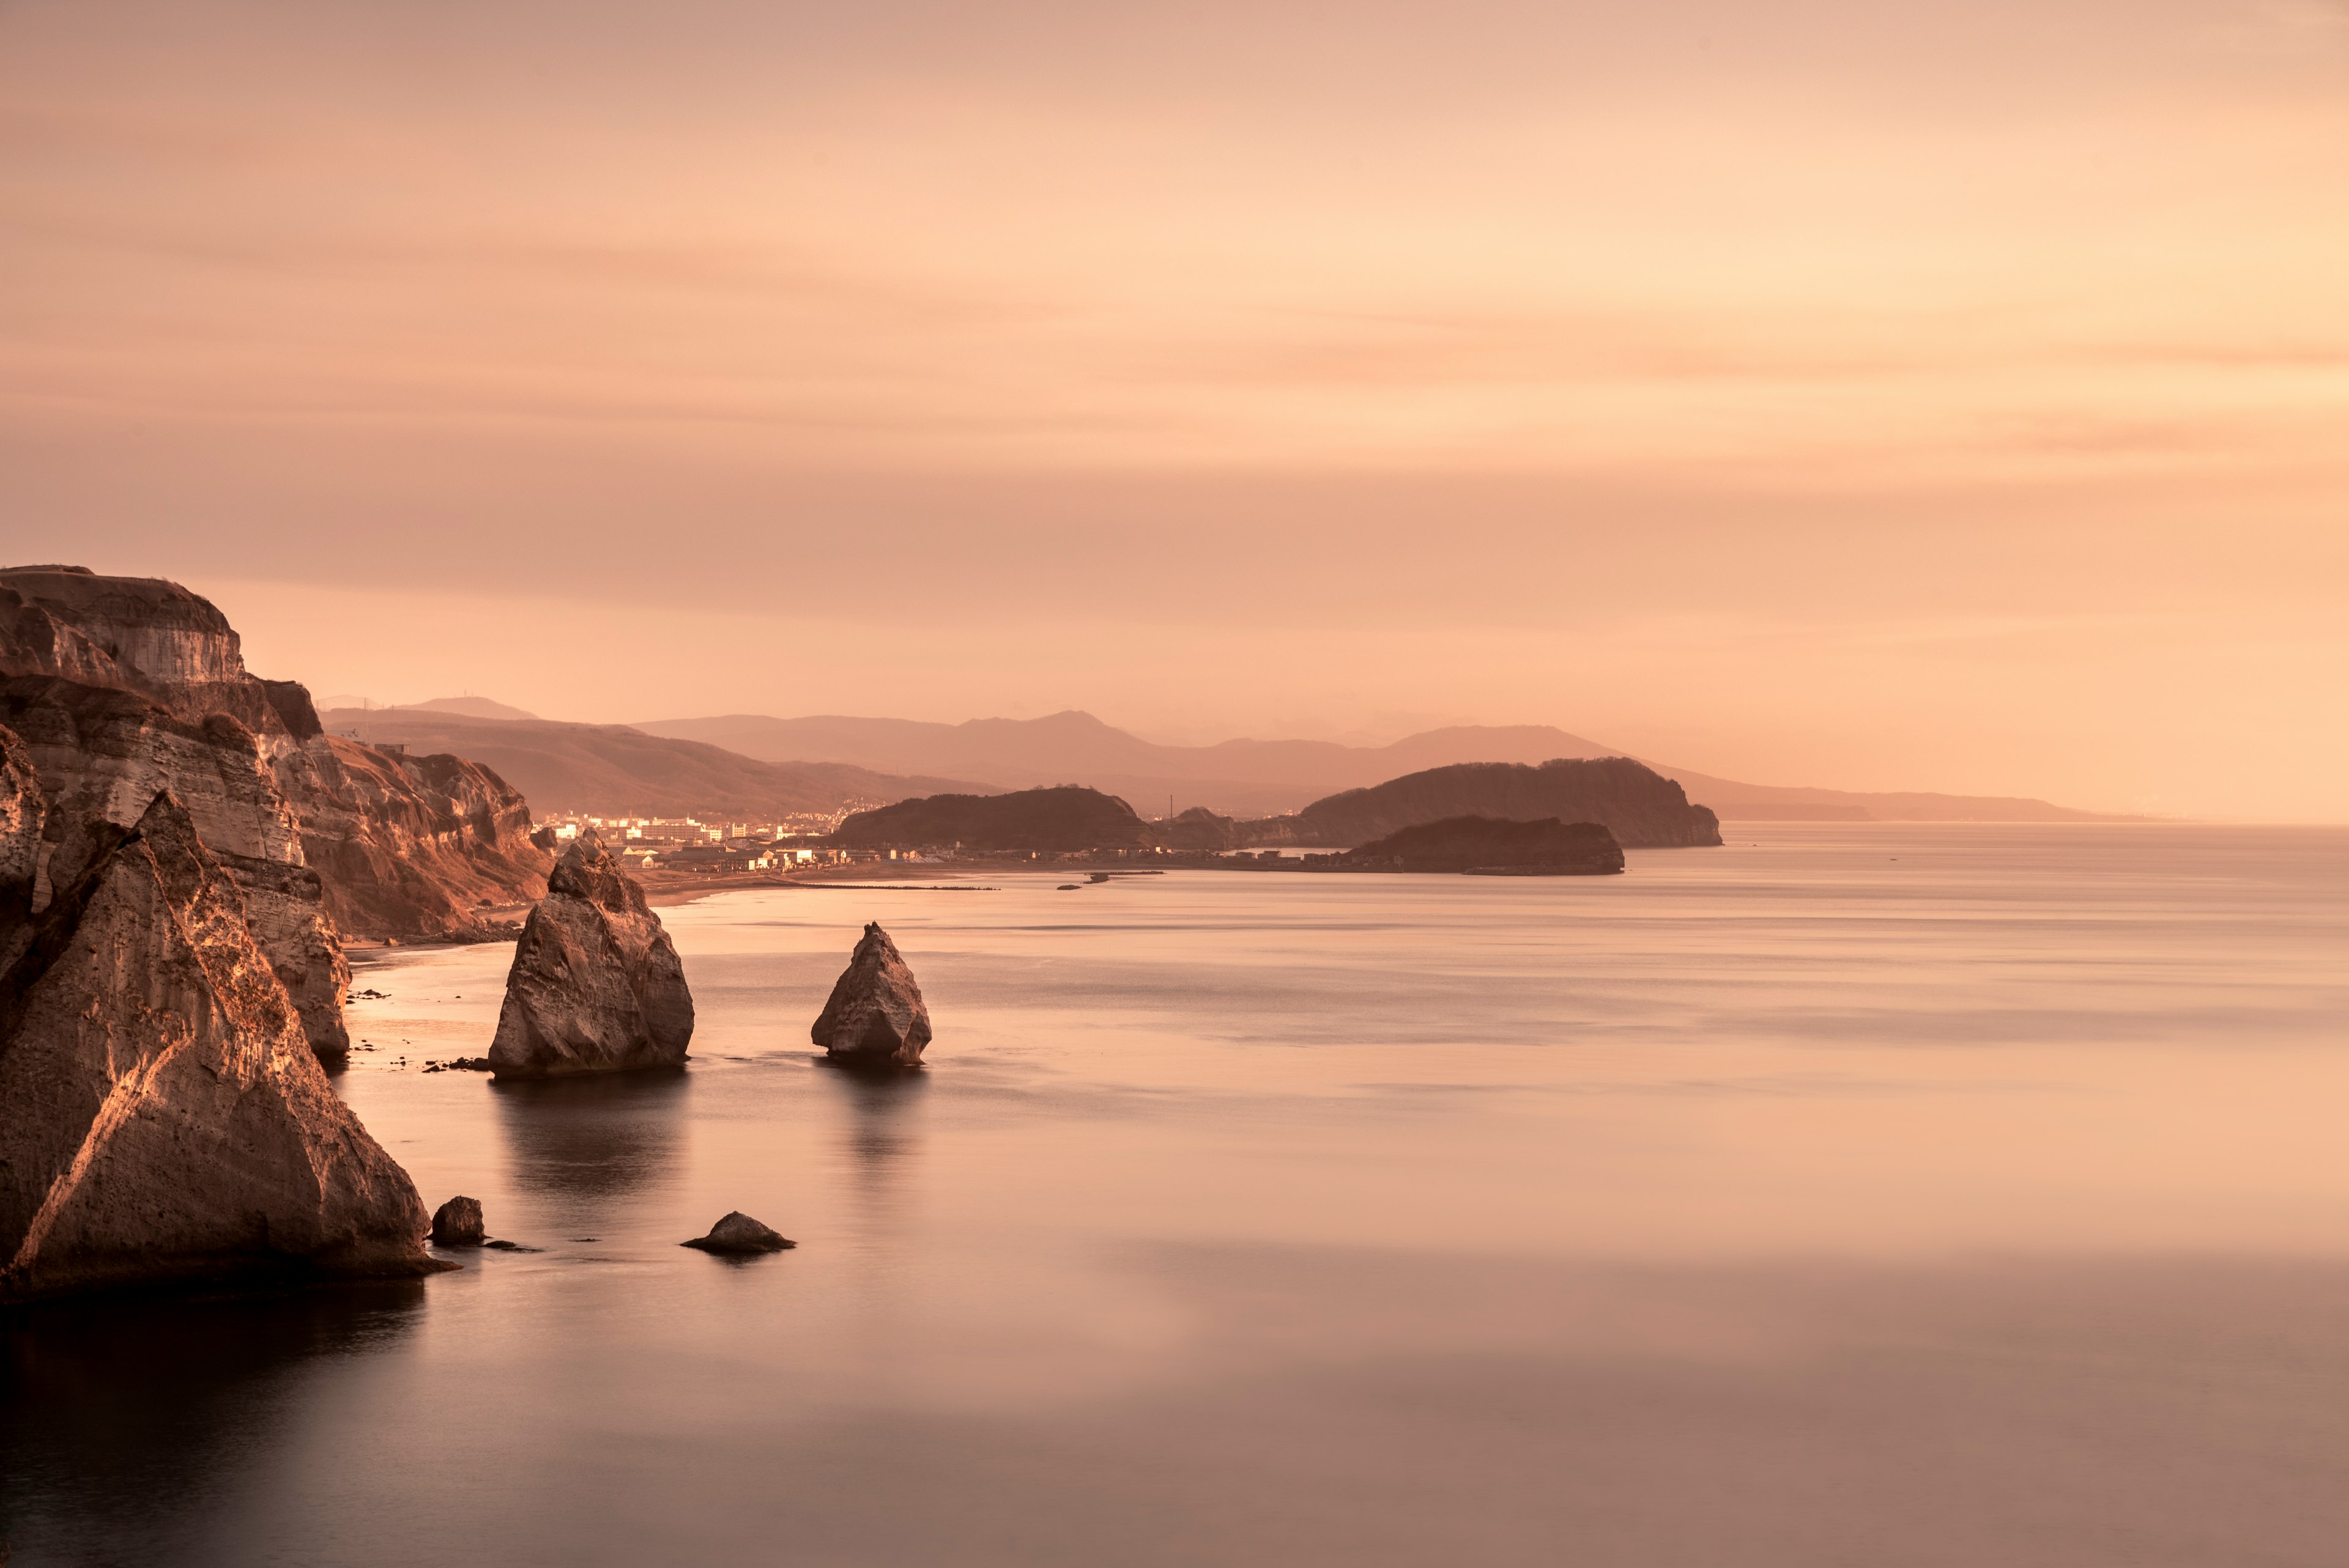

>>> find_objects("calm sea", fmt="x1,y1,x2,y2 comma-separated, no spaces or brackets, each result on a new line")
6,825,2348,1566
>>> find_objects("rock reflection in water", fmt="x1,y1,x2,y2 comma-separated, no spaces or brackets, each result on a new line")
0,1281,426,1562
817,1057,929,1230
490,1068,692,1208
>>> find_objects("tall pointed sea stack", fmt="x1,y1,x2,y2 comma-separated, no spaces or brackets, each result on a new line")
812,922,931,1066
0,790,435,1304
488,828,694,1079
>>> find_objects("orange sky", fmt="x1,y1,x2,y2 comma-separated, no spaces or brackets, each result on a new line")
2,1,2345,817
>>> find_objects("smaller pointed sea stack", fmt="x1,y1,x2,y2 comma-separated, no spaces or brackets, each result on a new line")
812,922,931,1066
682,1212,795,1254
488,829,693,1080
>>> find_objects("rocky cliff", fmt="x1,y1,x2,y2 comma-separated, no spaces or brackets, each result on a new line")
1255,758,1722,850
0,726,45,971
273,735,551,940
0,790,435,1304
0,567,551,949
0,677,350,1056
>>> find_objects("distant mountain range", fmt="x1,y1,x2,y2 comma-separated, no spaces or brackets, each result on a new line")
316,707,989,820
634,710,2118,822
321,702,2120,823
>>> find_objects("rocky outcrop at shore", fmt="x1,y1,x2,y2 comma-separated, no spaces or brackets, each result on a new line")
488,830,694,1079
1340,815,1625,874
0,791,436,1305
812,922,931,1066
1256,758,1723,850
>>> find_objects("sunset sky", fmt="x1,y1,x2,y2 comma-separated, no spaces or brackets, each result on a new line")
3,0,2345,818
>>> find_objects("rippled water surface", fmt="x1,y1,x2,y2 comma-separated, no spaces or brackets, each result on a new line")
7,825,2349,1565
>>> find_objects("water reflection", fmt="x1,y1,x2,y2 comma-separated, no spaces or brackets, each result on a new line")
0,1281,425,1561
817,1058,929,1227
490,1069,691,1203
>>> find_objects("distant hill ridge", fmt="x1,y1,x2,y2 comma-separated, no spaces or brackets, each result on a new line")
317,707,990,819
836,786,1151,852
634,708,2117,822
1262,759,1722,850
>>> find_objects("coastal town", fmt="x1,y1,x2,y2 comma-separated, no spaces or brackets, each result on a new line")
535,811,1197,877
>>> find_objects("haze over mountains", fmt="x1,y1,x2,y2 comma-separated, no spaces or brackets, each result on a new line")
322,700,2114,823
638,710,2113,822
317,707,988,820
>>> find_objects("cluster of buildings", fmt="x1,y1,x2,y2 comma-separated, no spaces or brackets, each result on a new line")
541,815,855,876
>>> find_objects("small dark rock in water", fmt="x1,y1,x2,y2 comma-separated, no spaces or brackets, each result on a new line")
1057,883,1080,890
682,1211,795,1254
811,922,932,1066
422,1057,494,1073
430,1195,486,1246
481,1238,541,1252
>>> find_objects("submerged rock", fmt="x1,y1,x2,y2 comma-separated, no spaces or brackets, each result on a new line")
430,1195,486,1246
487,830,693,1079
0,790,436,1304
682,1212,794,1254
811,922,931,1066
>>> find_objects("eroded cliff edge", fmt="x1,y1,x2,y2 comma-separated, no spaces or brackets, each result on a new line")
0,789,436,1304
0,566,552,955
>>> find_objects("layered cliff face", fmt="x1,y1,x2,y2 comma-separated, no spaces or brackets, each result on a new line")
273,736,550,940
1257,758,1723,850
0,679,349,1056
0,791,435,1304
0,567,290,737
0,567,551,949
0,726,45,971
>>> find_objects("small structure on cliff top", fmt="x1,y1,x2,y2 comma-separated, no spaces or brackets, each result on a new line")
0,786,437,1304
812,922,932,1066
488,828,695,1079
